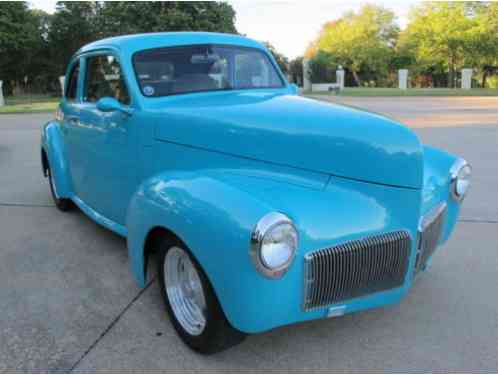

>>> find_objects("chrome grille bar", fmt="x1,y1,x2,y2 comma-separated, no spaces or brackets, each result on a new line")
416,203,447,272
303,231,411,311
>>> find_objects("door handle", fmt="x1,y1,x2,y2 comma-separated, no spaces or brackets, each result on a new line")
68,117,79,126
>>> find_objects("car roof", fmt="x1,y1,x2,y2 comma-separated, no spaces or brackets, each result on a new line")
77,32,265,55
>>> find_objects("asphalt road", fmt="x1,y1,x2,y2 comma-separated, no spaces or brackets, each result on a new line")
0,97,497,372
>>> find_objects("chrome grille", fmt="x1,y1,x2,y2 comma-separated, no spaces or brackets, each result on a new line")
416,203,447,272
303,231,411,311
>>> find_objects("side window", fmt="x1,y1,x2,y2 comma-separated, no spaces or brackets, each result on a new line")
65,62,80,100
84,55,130,105
234,52,281,88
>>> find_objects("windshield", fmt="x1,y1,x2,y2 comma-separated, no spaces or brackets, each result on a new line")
133,44,285,97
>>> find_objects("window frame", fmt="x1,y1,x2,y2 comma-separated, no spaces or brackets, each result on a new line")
131,44,287,98
65,60,81,101
82,51,132,106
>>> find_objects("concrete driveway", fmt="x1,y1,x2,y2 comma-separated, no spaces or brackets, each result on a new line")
1,96,497,372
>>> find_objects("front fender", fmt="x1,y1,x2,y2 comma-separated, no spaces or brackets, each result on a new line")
422,145,461,244
126,169,278,328
41,121,72,198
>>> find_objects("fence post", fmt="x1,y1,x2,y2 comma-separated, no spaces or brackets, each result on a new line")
59,76,65,97
0,81,4,107
398,69,408,90
461,69,472,89
336,68,345,90
303,59,311,92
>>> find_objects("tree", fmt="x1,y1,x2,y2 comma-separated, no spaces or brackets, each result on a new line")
465,2,498,87
312,4,399,86
289,56,304,85
96,1,236,37
308,51,338,83
0,2,46,94
397,2,497,88
48,2,100,76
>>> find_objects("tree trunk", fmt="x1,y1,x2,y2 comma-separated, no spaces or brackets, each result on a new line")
448,53,454,88
481,70,488,88
352,71,361,87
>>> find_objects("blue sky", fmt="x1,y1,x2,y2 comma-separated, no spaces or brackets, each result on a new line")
29,0,422,59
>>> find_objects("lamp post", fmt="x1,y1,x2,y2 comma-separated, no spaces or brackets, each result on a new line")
59,76,65,97
0,81,4,107
398,69,408,90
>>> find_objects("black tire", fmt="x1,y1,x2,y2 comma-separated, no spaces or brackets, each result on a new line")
157,237,246,354
47,166,72,212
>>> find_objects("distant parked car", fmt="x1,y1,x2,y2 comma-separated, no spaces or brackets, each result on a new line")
41,32,471,354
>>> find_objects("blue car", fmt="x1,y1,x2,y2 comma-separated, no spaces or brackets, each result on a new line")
41,32,471,353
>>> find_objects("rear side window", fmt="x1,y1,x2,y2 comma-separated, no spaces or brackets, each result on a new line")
84,55,130,105
65,62,80,100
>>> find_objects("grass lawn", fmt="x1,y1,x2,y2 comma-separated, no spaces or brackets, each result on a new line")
0,95,60,114
308,87,498,97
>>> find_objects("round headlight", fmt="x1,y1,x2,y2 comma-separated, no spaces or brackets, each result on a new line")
250,212,298,278
450,159,471,201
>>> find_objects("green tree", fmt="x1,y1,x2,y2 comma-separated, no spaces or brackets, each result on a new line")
465,2,498,87
289,56,304,85
397,2,497,88
308,51,338,83
313,4,399,86
96,1,236,37
0,2,46,94
48,2,100,76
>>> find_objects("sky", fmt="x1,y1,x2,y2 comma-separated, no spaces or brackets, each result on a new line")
29,0,422,59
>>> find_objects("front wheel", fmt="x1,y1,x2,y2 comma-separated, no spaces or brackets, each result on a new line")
157,238,246,354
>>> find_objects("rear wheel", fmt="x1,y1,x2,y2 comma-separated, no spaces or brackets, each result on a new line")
157,237,246,354
47,165,72,211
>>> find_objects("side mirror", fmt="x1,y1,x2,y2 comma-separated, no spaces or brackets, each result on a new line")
96,97,133,116
289,83,300,95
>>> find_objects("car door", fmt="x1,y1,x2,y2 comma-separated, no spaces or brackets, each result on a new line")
60,58,86,199
79,52,139,226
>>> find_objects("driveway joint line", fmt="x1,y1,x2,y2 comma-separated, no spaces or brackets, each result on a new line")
458,218,498,224
0,202,55,208
67,278,156,373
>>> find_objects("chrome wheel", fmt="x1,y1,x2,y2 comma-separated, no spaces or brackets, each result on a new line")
164,246,207,336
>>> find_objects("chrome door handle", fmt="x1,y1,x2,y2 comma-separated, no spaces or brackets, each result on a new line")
68,117,79,125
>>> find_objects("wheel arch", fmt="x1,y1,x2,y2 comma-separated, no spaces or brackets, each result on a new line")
41,121,73,198
41,148,49,177
141,225,184,284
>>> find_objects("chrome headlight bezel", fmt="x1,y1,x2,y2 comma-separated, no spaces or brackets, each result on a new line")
250,212,298,279
450,158,471,202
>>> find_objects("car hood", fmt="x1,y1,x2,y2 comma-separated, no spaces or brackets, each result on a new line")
152,91,423,189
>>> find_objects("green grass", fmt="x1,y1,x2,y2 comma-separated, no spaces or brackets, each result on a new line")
308,87,498,97
1,95,60,114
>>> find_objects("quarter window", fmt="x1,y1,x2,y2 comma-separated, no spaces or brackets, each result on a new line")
65,61,80,100
84,55,130,104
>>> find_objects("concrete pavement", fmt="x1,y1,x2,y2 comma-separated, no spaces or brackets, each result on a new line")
0,97,497,372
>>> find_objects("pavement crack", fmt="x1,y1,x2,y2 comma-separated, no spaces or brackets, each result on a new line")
68,278,156,373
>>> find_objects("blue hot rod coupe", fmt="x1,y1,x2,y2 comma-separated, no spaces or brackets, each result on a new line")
41,32,471,353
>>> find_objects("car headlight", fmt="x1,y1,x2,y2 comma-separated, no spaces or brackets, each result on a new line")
450,158,471,202
250,212,298,279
